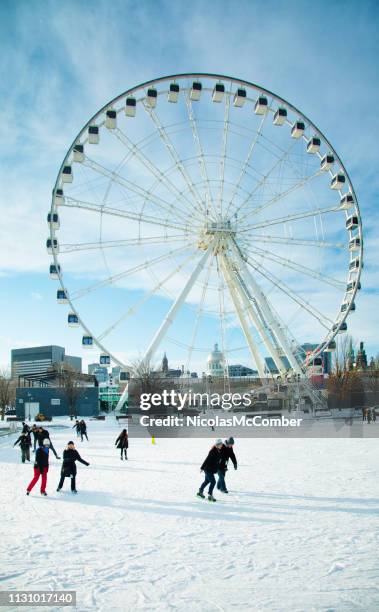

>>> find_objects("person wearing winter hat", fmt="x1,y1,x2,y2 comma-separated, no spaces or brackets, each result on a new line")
57,441,89,494
197,439,223,502
13,431,32,463
26,439,50,496
217,437,237,494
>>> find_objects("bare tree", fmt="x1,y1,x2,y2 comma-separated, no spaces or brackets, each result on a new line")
128,357,179,413
328,335,364,408
0,369,16,420
51,363,86,420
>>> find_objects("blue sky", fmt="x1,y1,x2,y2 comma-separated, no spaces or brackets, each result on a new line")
0,0,378,371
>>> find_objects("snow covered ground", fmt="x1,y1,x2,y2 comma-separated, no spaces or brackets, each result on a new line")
1,418,378,611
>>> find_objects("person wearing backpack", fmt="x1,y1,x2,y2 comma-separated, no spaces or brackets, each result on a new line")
14,432,32,463
26,439,50,496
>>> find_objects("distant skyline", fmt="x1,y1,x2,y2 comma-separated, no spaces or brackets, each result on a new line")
1,0,378,370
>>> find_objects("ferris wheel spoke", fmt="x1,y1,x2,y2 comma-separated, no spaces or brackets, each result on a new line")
215,256,230,381
142,102,206,217
61,196,195,233
59,234,191,254
184,97,214,217
142,249,212,364
225,110,269,217
239,204,341,233
239,234,345,249
97,251,199,342
230,242,303,374
110,127,205,224
217,94,231,218
237,168,323,225
184,256,214,374
81,156,195,225
228,137,299,219
70,244,193,300
220,255,266,378
247,255,333,329
244,244,346,290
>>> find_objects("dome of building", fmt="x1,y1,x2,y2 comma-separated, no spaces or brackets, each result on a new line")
206,343,225,377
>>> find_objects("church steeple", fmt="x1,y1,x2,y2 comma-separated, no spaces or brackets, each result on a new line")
162,351,168,373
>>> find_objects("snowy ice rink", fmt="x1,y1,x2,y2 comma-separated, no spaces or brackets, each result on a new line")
1,418,379,611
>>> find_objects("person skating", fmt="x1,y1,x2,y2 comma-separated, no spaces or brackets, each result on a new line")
57,441,89,494
217,437,237,493
14,432,32,463
22,422,30,434
197,439,223,502
372,409,377,423
79,420,88,442
30,424,39,452
115,429,129,460
72,419,81,437
367,410,372,424
36,426,60,459
26,439,50,496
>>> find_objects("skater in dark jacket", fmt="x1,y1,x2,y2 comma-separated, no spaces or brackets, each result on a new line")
72,420,81,437
115,429,129,460
22,422,30,434
79,420,88,442
26,439,50,496
217,437,237,493
57,441,89,493
14,432,32,463
36,427,60,459
197,439,223,502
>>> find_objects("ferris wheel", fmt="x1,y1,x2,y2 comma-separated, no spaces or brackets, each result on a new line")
47,73,363,379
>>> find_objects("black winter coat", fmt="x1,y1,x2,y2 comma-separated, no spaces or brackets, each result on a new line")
61,448,89,477
79,422,87,433
115,433,129,449
36,429,50,446
219,445,237,472
14,433,32,449
201,446,222,474
34,447,49,473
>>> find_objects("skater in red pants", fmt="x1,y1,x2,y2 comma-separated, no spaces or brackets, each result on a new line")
26,439,50,496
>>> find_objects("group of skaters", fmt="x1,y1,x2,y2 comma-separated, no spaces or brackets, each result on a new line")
13,423,60,462
197,436,237,502
72,419,89,441
362,408,377,424
13,421,90,496
15,422,238,503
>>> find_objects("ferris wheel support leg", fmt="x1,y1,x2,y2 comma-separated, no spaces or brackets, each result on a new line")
231,244,303,376
142,250,212,365
222,255,287,377
220,257,266,379
115,382,129,412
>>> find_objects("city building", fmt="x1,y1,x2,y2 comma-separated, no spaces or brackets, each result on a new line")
157,353,182,378
99,384,122,411
228,364,258,377
88,363,108,383
16,386,99,420
355,341,368,370
206,343,225,377
111,366,122,382
11,345,82,379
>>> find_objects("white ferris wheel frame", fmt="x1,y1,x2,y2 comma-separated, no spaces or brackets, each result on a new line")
48,73,364,375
